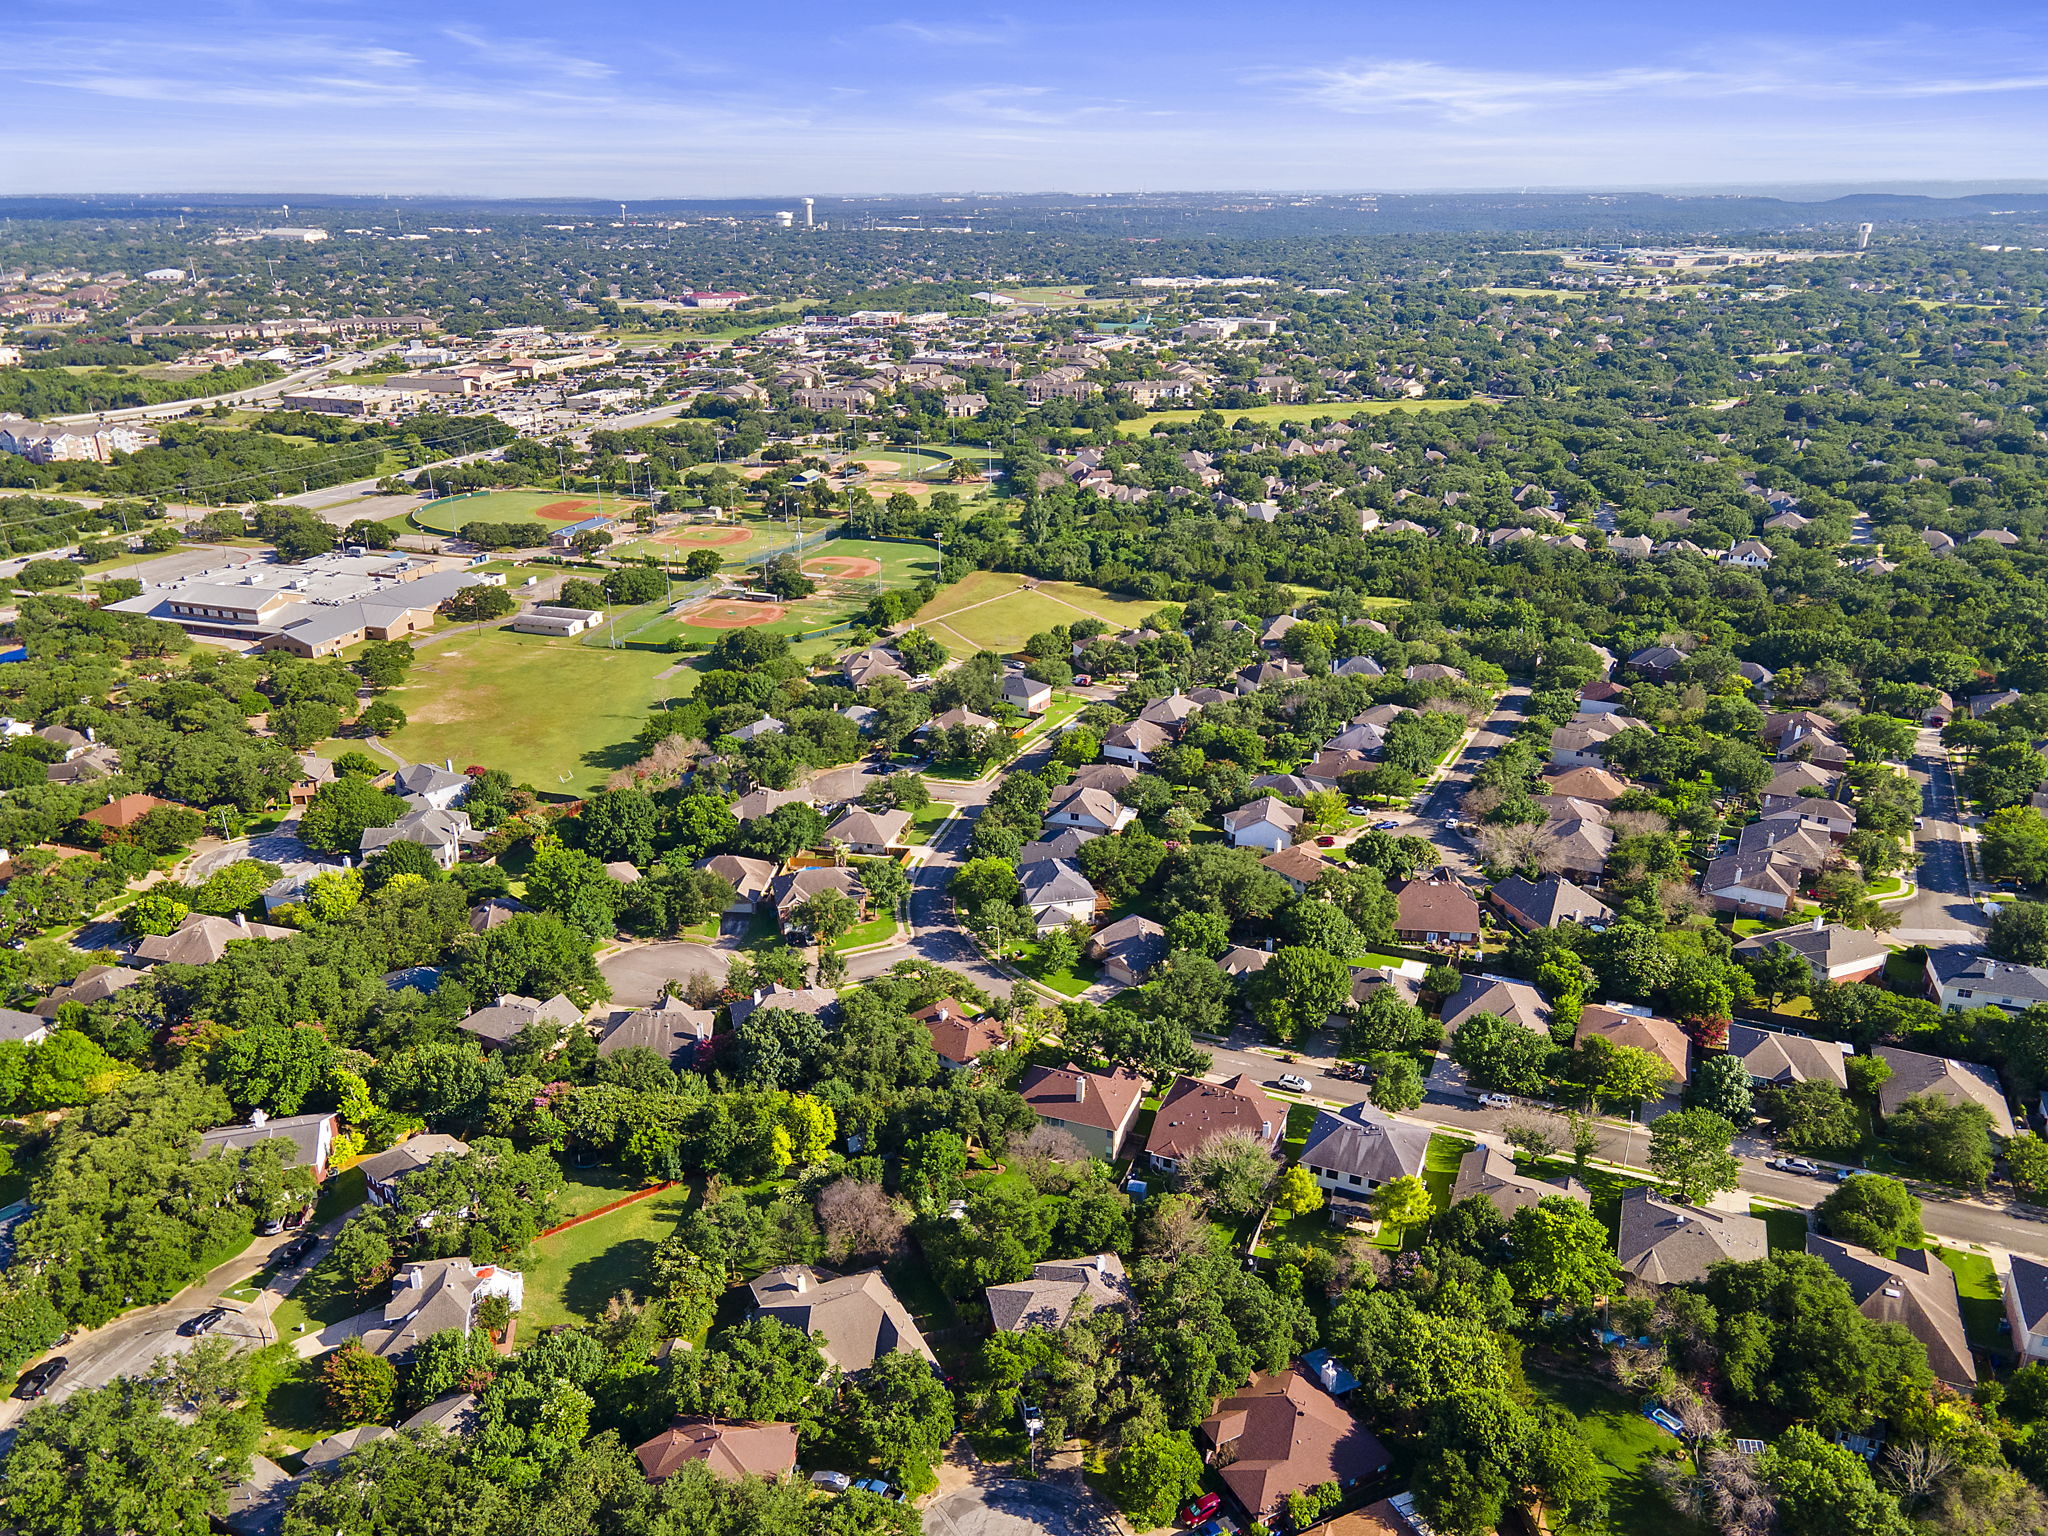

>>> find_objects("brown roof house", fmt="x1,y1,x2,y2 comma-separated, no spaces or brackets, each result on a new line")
913,997,1008,1070
1488,874,1613,931
1088,914,1169,987
31,962,142,1018
1018,1063,1147,1158
1874,1046,2016,1137
701,853,778,914
1392,879,1481,946
1734,921,1888,985
359,1133,471,1207
1199,1371,1392,1525
453,992,581,1050
1222,796,1304,854
1440,973,1551,1038
1725,1024,1851,1090
1575,1003,1690,1089
824,806,911,856
597,995,716,1069
1450,1146,1589,1218
986,1253,1130,1332
133,912,293,966
1145,1074,1282,1172
748,1266,935,1373
633,1418,801,1484
358,1256,523,1360
1809,1236,1977,1386
1616,1188,1767,1285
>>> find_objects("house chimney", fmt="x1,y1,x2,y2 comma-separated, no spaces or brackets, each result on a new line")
250,1108,269,1127
84,726,95,743
792,1269,808,1293
1094,1253,1109,1275
1811,914,1825,932
235,912,248,931
445,758,453,772
1071,1073,1086,1102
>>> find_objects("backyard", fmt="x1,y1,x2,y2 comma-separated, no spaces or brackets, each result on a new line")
1524,1364,1713,1536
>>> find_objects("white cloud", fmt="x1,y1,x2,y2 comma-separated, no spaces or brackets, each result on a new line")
441,29,613,81
875,19,1017,47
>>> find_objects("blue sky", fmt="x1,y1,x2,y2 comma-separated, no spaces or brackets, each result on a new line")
9,1,2048,196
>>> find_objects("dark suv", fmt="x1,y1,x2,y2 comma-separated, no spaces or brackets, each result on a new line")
15,1356,66,1398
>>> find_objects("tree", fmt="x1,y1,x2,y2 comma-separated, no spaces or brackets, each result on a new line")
835,1348,956,1496
1100,1431,1205,1529
1180,1130,1277,1221
1815,1174,1923,1254
1507,1195,1620,1305
522,840,625,940
1684,1052,1755,1122
737,802,827,862
683,547,723,579
298,776,408,855
1367,1051,1424,1111
1573,1034,1675,1113
1743,941,1813,1008
731,1006,828,1091
1991,902,2048,967
1760,1426,1911,1536
1984,807,2048,885
1272,1164,1325,1218
1761,1078,1863,1157
577,789,657,867
322,1337,397,1424
1372,1174,1434,1229
1886,1092,1996,1188
1448,1011,1556,1096
20,1029,127,1111
1648,1108,1740,1205
2010,1132,2048,1201
455,912,607,1007
1248,946,1351,1043
440,585,517,622
789,886,860,946
0,1378,250,1536
668,1318,828,1424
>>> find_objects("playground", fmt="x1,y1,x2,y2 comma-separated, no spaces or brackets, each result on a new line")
413,488,647,535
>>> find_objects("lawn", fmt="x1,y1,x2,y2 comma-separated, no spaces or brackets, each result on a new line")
915,570,1164,653
383,623,688,793
1933,1246,2005,1352
797,535,941,586
1111,398,1494,435
1420,1132,1476,1219
1010,940,1099,997
413,488,649,535
897,800,955,845
1525,1364,1710,1536
519,1182,695,1331
612,511,813,568
1750,1201,1809,1253
830,914,901,951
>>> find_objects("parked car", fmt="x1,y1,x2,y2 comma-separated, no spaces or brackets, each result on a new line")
256,1215,288,1237
1441,818,1461,832
179,1306,231,1337
270,1235,318,1269
1373,819,1400,830
1316,835,1337,847
1766,1157,1823,1177
1477,1092,1515,1109
15,1357,65,1399
809,1471,852,1493
1276,1073,1311,1093
1181,1493,1224,1524
851,1479,905,1502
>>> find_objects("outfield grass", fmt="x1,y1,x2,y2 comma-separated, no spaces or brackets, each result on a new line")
413,488,649,535
519,1183,695,1331
800,536,941,584
915,571,1164,653
1111,398,1495,435
384,624,690,792
613,512,811,567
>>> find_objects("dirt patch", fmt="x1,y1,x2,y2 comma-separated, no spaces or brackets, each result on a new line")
801,555,884,579
653,526,751,547
679,600,787,629
533,498,598,521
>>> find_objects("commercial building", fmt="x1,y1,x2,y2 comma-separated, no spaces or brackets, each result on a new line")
278,385,420,417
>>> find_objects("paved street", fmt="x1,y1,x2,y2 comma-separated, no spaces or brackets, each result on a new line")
1895,727,1988,945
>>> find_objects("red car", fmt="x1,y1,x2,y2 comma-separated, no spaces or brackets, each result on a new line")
1181,1494,1223,1524
1316,835,1337,847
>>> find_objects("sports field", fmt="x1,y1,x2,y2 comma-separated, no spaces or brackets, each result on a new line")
843,445,1001,498
613,514,809,567
1110,399,1494,435
914,570,1164,653
414,489,647,535
802,537,938,584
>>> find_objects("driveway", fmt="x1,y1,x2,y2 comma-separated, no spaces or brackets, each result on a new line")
599,941,730,1006
924,1479,1121,1536
184,820,311,882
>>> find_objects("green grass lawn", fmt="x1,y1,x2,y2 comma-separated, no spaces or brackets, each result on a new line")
1751,1202,1810,1253
250,1345,337,1462
915,570,1164,653
519,1183,694,1331
1525,1364,1710,1536
1111,398,1494,435
383,623,691,793
897,800,955,845
830,914,901,951
1421,1132,1476,1219
413,487,649,534
1933,1246,2004,1351
1010,940,1099,997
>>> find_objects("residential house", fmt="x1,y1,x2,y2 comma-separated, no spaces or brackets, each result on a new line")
1044,784,1136,835
768,866,866,931
1488,874,1614,931
1220,945,1273,979
844,647,909,688
730,786,809,822
133,912,293,966
1549,718,1633,769
359,1256,523,1360
1760,760,1842,813
1450,1146,1590,1217
927,707,998,734
1405,663,1465,683
1810,1236,1977,1386
1925,948,2048,1013
747,1266,935,1372
1067,763,1138,794
1578,680,1631,714
1392,879,1482,946
1198,1371,1391,1526
219,1456,301,1536
1017,1064,1147,1159
1001,674,1054,714
1222,796,1303,853
1576,1003,1690,1088
195,1110,341,1184
1144,1073,1283,1172
2004,1255,2048,1364
453,992,581,1050
986,1254,1130,1332
1102,719,1171,766
1299,1103,1431,1199
1969,689,2022,720
1017,858,1097,932
1627,645,1688,681
1015,829,1097,865
390,761,469,810
597,996,715,1070
1441,973,1551,1037
1701,849,1803,918
824,807,910,855
1542,813,1615,883
30,963,141,1019
359,1134,472,1207
1540,766,1631,804
301,1427,390,1471
1616,1189,1768,1285
701,853,778,914
1734,921,1888,984
1262,845,1335,895
359,804,483,868
913,997,1008,1070
1761,798,1858,840
1088,914,1169,986
77,792,176,832
633,1419,800,1485
1874,1046,2016,1137
1725,1024,1851,1091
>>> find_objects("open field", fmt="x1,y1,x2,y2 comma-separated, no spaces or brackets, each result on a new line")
1112,398,1496,435
414,488,647,534
613,512,810,566
383,623,688,791
800,536,939,585
991,284,1131,310
914,570,1164,653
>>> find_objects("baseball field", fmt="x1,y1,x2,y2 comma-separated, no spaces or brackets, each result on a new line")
413,488,648,534
914,571,1165,653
